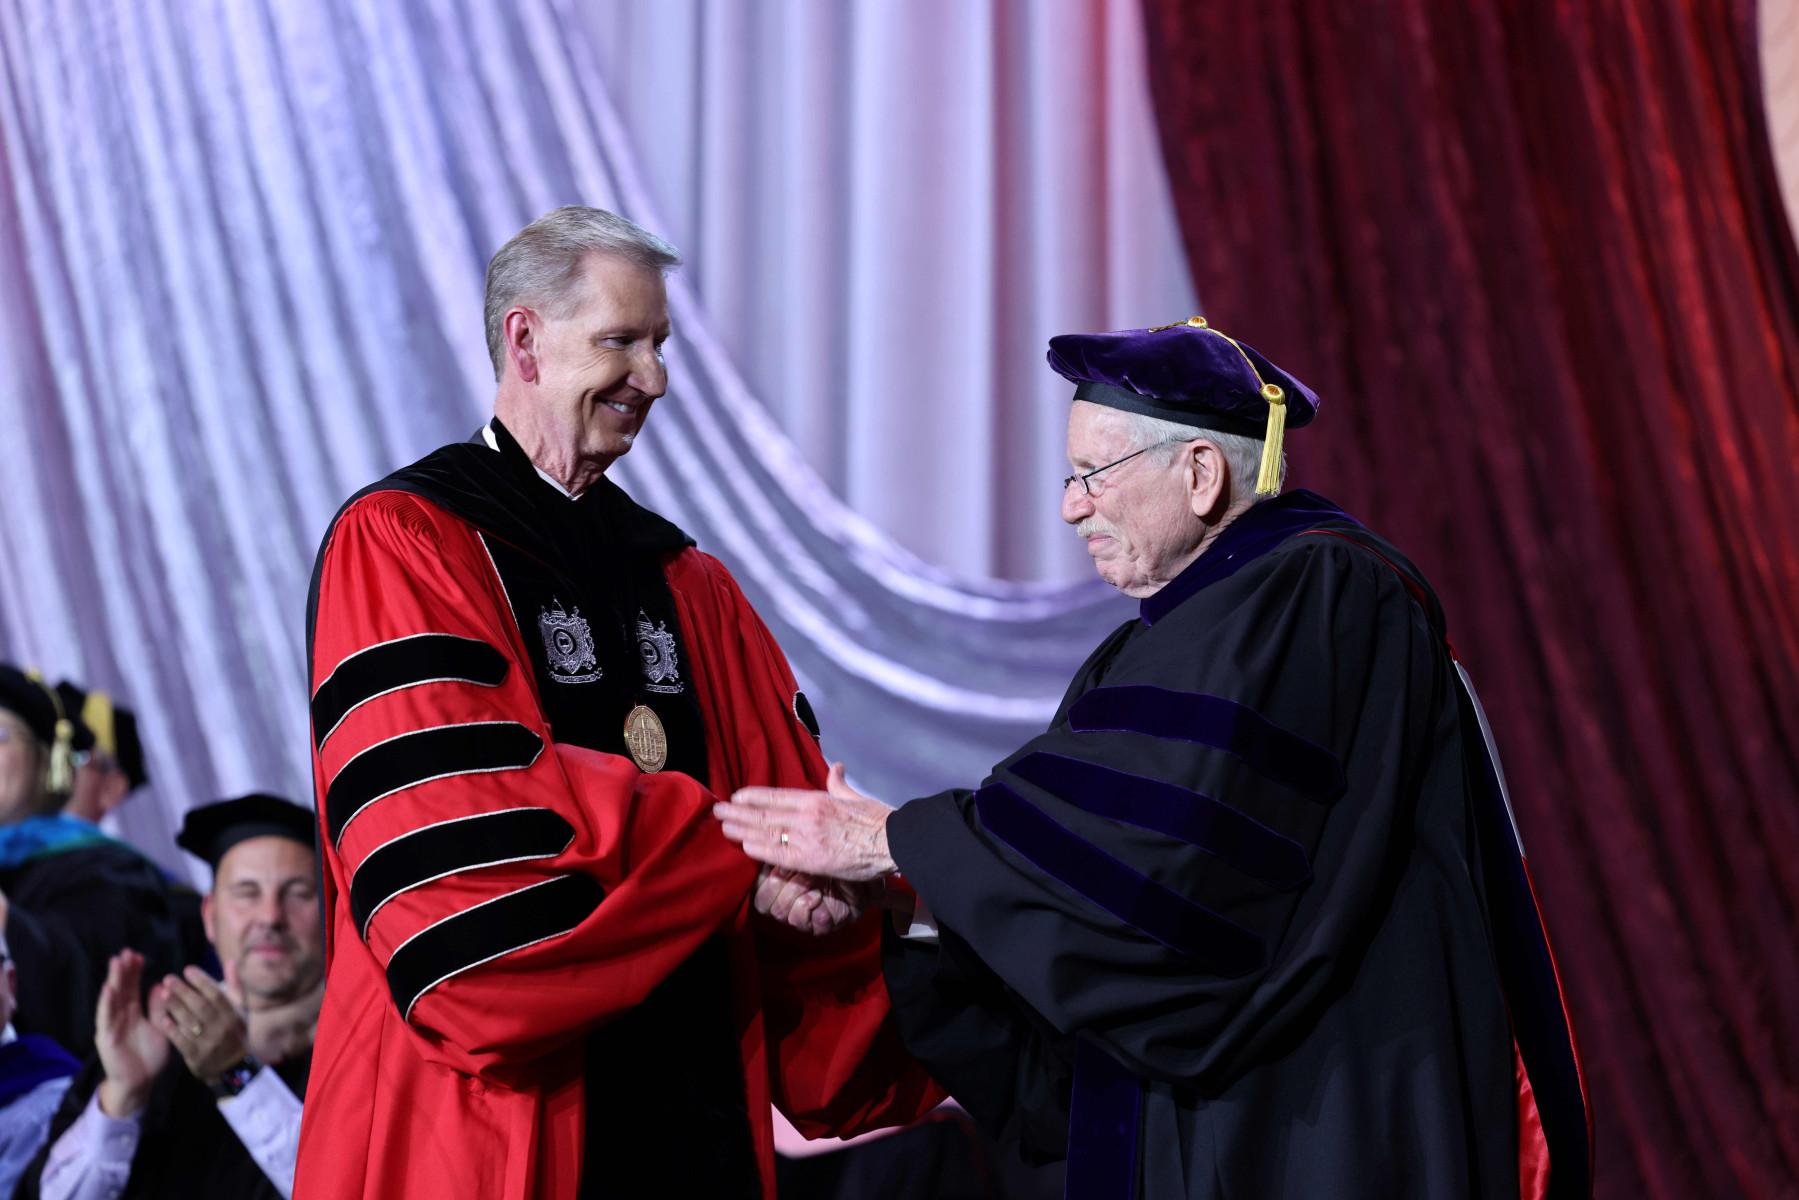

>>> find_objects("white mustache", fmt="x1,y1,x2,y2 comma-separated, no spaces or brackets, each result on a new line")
1076,519,1117,539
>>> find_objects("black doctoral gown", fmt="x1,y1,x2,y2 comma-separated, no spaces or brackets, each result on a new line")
883,491,1589,1200
2,841,203,1061
14,1050,309,1199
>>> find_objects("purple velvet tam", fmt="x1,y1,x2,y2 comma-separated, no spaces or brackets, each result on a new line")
1047,319,1319,435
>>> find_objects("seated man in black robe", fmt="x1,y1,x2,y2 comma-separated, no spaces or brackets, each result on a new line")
717,318,1594,1199
19,793,322,1200
0,668,194,1060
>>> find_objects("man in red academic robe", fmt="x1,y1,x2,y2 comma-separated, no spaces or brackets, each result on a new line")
294,206,941,1199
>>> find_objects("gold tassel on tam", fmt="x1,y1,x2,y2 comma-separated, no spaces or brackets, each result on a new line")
28,669,77,796
46,719,75,796
1256,383,1287,495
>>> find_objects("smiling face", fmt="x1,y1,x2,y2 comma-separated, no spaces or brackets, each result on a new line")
202,835,323,1008
495,252,671,490
1059,401,1214,598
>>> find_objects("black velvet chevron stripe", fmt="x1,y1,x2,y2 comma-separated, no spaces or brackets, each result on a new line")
1067,685,1346,801
312,634,508,748
975,781,1264,976
325,723,543,846
386,873,604,1022
350,807,575,938
1008,752,1311,890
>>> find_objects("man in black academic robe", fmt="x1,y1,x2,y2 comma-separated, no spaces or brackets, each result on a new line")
718,319,1593,1199
17,794,323,1199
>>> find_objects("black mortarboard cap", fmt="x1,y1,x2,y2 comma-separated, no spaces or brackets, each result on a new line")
175,793,316,871
0,665,60,747
2,665,82,795
55,681,146,790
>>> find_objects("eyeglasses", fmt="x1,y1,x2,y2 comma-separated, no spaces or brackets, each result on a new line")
1061,441,1176,497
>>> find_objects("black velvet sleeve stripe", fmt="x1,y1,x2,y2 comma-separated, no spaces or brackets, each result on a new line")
312,634,509,749
349,807,575,938
386,873,604,1022
1067,685,1346,802
1008,752,1311,890
324,722,543,846
975,781,1263,977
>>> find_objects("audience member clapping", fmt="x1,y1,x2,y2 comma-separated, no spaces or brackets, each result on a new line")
19,794,322,1200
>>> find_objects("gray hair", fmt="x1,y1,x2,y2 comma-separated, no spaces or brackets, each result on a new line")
483,205,682,379
1114,410,1285,500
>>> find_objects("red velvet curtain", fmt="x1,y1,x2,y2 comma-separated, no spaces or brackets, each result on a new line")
1138,1,1799,1196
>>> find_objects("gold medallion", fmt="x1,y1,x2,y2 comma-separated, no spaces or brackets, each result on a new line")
622,704,668,773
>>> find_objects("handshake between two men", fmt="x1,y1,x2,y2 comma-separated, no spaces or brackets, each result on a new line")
722,762,903,937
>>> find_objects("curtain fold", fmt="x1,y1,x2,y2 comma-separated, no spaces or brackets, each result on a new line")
1139,2,1799,1196
579,0,1196,582
0,0,1191,880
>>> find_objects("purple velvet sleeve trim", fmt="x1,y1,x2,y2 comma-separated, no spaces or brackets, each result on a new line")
1067,685,1346,802
974,781,1263,976
1066,1039,1143,1200
1009,752,1310,890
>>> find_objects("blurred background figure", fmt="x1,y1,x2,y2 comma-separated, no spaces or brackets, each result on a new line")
0,672,197,1065
0,668,197,1061
0,924,80,1198
52,684,147,827
19,794,322,1200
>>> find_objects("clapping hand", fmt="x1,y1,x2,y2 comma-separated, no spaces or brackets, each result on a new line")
157,963,250,1086
95,950,171,1117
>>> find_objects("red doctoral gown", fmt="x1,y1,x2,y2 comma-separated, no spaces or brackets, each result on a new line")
294,482,941,1199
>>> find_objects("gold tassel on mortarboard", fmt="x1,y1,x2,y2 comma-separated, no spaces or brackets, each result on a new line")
46,720,74,795
1255,383,1286,495
1150,315,1287,495
24,669,75,796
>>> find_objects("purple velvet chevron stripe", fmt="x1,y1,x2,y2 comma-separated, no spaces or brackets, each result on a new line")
1067,686,1346,802
1066,1039,1142,1200
1008,752,1310,889
975,781,1264,976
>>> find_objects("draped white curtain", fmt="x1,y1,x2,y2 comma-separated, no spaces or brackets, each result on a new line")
581,0,1197,581
0,0,1193,879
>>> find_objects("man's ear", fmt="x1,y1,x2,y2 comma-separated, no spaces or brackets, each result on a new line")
503,307,541,384
201,892,217,947
1187,439,1229,520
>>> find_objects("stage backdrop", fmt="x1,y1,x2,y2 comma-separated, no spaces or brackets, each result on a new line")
1139,0,1799,1196
0,0,1189,875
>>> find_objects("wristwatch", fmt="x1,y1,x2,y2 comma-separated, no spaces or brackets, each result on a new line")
207,1056,261,1100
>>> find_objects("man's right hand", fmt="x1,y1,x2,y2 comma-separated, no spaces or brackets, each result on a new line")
95,949,170,1118
753,867,872,935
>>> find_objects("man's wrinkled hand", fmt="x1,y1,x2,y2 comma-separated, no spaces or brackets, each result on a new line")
716,763,897,882
752,866,875,936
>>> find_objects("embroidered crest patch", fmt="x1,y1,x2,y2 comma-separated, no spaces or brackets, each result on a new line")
538,600,601,683
636,612,683,694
